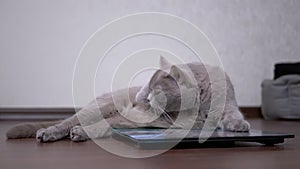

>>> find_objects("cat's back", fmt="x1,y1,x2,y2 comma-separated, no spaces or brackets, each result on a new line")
184,62,225,81
181,62,211,82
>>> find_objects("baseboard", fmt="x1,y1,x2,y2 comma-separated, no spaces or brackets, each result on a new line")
240,107,262,119
0,107,262,120
0,108,78,120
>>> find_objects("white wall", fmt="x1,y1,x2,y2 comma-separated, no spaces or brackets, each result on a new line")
0,0,299,107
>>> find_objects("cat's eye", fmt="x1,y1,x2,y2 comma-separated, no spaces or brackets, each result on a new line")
150,88,161,96
164,74,171,79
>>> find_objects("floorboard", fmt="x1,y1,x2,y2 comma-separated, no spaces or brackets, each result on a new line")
0,119,299,169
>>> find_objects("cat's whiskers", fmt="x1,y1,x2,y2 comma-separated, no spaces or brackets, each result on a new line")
154,105,183,128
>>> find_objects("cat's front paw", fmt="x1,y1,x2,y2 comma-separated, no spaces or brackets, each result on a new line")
36,127,58,142
222,119,250,132
70,126,89,142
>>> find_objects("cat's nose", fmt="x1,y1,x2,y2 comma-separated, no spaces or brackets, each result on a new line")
147,92,153,101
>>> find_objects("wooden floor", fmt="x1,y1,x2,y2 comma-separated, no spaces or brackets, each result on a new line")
0,119,299,169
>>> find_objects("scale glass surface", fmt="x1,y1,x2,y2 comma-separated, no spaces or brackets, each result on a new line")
112,128,295,149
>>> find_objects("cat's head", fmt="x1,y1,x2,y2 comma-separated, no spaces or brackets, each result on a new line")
135,56,197,112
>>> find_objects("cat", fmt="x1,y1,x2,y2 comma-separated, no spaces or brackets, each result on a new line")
6,56,250,142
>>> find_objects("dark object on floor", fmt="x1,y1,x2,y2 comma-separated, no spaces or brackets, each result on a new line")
112,128,294,149
262,62,300,120
274,62,300,79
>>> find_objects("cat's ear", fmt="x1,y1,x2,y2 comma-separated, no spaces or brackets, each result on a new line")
170,65,185,84
159,55,172,70
170,65,194,86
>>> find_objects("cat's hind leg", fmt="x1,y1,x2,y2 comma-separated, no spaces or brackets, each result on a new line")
70,125,89,142
36,98,113,142
70,115,141,142
36,115,79,142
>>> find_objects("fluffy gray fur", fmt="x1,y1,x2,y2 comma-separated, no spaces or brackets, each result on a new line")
6,57,250,142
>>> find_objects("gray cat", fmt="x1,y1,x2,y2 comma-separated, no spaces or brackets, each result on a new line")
6,57,250,142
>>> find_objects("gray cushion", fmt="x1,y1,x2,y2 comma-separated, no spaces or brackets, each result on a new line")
261,75,300,120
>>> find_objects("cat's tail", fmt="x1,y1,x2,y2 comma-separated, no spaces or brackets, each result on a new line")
6,120,62,139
